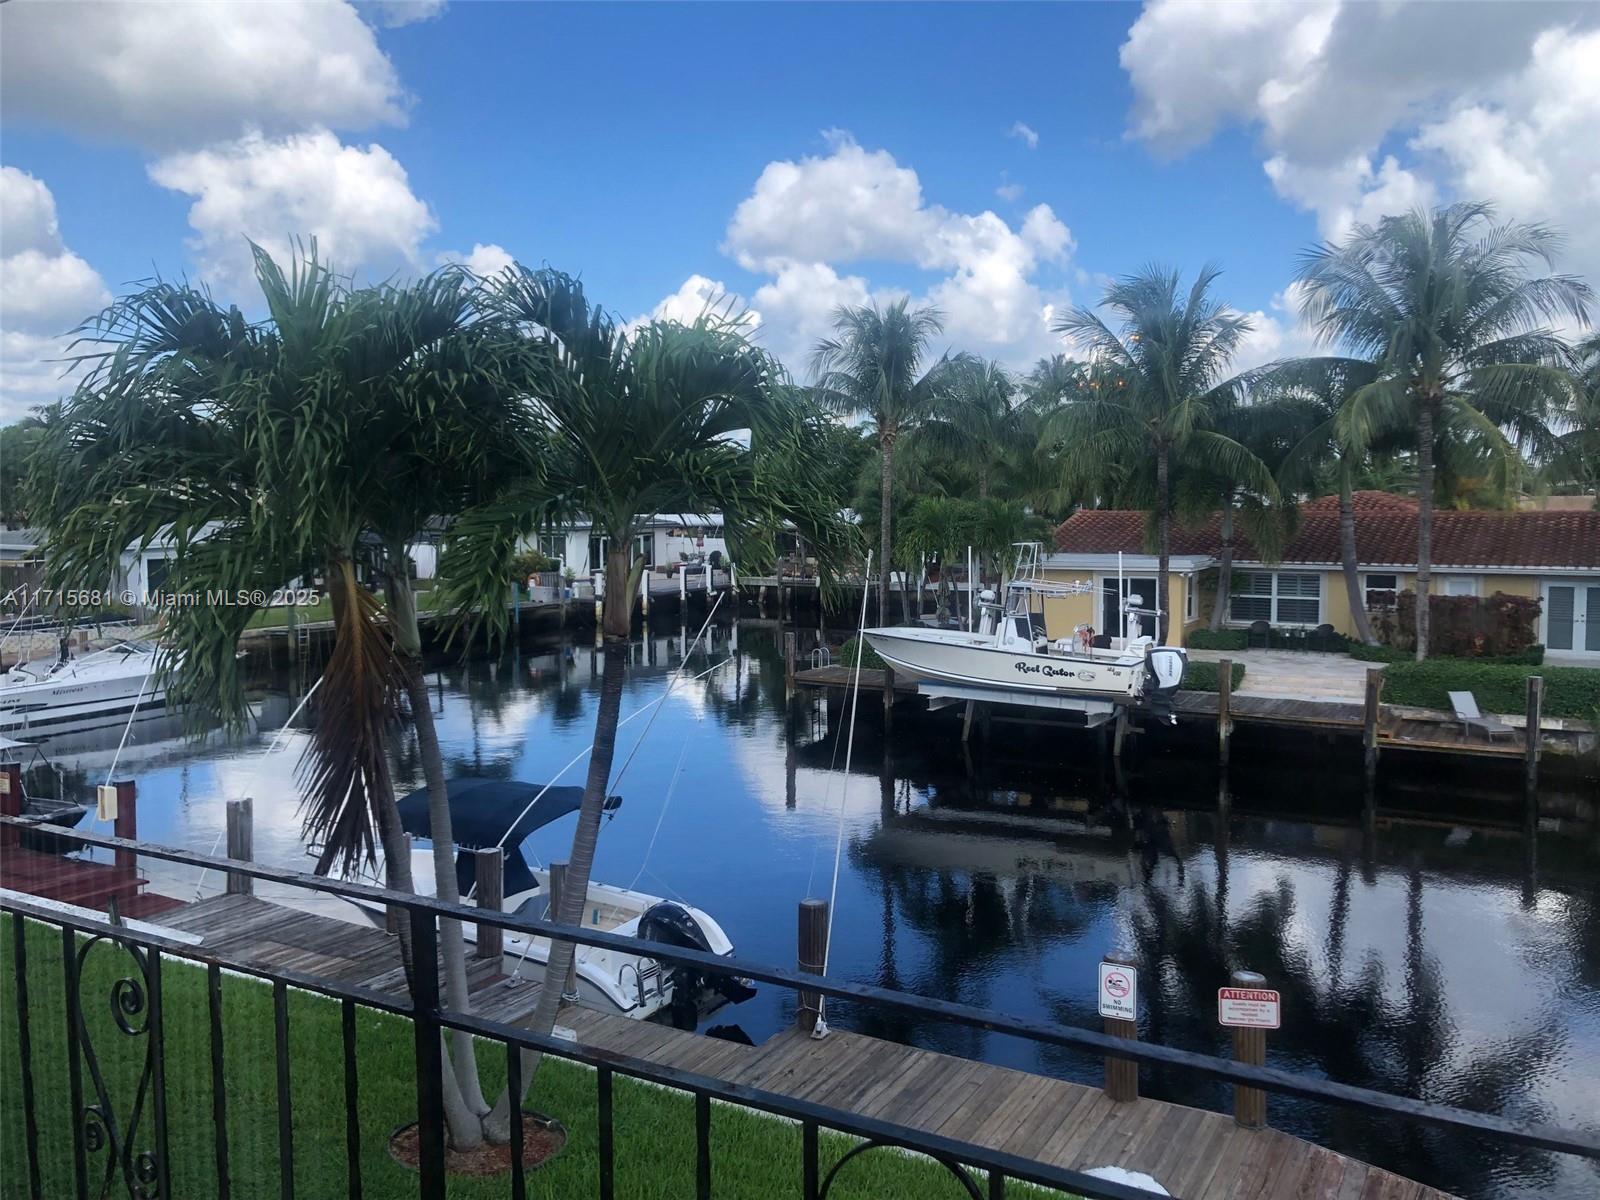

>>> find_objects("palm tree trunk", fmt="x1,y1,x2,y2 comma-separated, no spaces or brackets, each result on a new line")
879,433,894,625
1156,442,1171,644
485,549,630,1142
383,545,491,1142
1338,473,1379,646
1209,493,1234,632
1414,397,1436,660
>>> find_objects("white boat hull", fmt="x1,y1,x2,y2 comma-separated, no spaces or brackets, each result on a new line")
864,627,1184,710
0,646,172,738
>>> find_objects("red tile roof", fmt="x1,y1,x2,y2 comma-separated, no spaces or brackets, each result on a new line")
1054,498,1600,570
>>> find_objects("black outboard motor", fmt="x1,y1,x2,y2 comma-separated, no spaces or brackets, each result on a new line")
639,902,757,1028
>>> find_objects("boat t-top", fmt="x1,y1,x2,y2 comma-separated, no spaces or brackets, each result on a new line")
863,544,1187,720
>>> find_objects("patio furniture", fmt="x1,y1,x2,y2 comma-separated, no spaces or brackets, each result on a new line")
1313,623,1338,652
1247,620,1272,649
1448,691,1516,740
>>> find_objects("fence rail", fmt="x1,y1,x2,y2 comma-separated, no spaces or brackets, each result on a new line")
4,815,1598,1200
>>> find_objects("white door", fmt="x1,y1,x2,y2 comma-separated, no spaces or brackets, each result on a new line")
1543,580,1600,658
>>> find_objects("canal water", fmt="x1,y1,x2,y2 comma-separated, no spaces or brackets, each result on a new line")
35,621,1600,1199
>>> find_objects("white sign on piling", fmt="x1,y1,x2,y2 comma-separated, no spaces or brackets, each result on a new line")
1218,986,1281,1029
1098,961,1138,1021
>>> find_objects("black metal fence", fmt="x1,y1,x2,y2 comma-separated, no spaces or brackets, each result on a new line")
4,816,1598,1200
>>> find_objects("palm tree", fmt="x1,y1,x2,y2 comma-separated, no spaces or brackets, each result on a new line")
441,267,852,1136
1545,331,1600,502
1050,266,1269,643
905,357,1028,500
811,300,954,625
30,246,532,1148
1296,202,1591,658
1262,357,1385,644
898,497,971,623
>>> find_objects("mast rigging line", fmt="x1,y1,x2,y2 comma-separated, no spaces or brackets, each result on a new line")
820,550,873,984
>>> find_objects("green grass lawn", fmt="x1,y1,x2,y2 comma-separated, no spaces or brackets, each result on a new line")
1,919,1069,1200
243,587,450,630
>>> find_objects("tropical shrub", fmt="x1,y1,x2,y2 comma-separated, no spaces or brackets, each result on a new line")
839,636,886,670
509,549,558,580
1349,641,1544,666
1181,660,1246,691
1372,591,1541,659
1186,629,1248,650
1382,662,1600,718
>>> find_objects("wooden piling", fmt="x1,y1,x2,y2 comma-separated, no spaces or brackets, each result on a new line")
474,848,504,960
1112,708,1130,760
961,699,977,744
1217,657,1233,768
1362,669,1383,791
112,778,138,875
225,798,253,896
797,898,829,1034
1102,949,1140,1102
0,762,22,849
784,631,797,689
639,567,650,617
1524,675,1543,814
1229,969,1270,1128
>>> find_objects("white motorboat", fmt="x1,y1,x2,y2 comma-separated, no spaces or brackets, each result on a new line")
864,545,1187,719
333,777,753,1023
0,640,173,738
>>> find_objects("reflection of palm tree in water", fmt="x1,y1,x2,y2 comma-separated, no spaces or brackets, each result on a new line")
1065,853,1573,1198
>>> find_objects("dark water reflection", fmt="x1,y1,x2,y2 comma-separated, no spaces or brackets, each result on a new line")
41,621,1600,1199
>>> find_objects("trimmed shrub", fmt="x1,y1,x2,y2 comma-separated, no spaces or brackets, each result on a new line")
839,636,886,670
1182,660,1246,692
1382,661,1600,718
1350,642,1545,665
1186,628,1248,650
1373,590,1541,658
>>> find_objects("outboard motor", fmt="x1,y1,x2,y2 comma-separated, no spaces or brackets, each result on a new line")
1143,646,1187,723
639,903,756,1028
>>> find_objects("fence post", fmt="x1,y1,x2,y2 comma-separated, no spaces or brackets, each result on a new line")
386,834,413,935
1217,657,1233,768
1362,668,1384,792
0,762,22,850
112,778,138,875
1101,949,1139,1102
1524,675,1543,815
1230,969,1269,1129
225,798,253,896
406,906,447,1196
475,848,504,960
797,898,829,1034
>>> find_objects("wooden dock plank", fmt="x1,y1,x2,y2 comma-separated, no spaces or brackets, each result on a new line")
151,896,1458,1200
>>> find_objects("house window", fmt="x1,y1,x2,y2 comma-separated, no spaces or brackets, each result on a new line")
1185,576,1196,621
1230,571,1321,626
1364,573,1399,610
1440,576,1478,597
537,533,565,564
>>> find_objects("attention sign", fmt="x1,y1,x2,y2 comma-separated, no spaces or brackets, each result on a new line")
1098,961,1138,1021
1218,987,1280,1029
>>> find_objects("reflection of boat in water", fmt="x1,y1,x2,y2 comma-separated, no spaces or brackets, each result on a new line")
0,640,177,739
333,777,753,1023
864,544,1186,719
0,734,90,854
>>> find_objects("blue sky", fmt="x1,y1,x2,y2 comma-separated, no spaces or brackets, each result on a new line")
3,1,1597,419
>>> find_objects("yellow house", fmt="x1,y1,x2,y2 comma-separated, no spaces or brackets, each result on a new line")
1045,492,1600,663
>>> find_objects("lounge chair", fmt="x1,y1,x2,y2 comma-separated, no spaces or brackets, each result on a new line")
1247,620,1271,649
1448,691,1516,740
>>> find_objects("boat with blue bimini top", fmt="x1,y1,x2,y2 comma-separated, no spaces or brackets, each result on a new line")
863,543,1187,721
328,776,754,1024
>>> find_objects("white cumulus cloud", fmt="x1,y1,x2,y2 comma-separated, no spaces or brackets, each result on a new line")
359,1,449,28
722,134,1076,371
1120,0,1600,280
148,129,438,294
438,243,516,278
1,168,111,419
0,1,409,149
1009,122,1040,150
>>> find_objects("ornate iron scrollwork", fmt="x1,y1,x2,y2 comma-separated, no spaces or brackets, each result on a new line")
69,898,167,1199
818,1138,986,1199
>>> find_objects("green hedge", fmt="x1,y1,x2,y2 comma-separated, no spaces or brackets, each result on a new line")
1182,660,1246,692
1350,642,1545,665
839,635,886,670
1185,628,1248,650
1382,661,1600,718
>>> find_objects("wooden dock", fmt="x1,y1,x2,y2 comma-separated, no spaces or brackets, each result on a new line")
148,894,1453,1199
